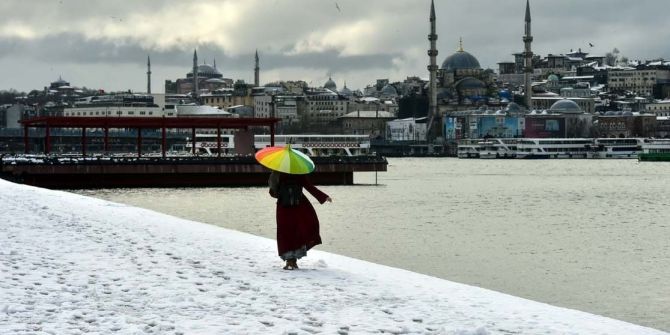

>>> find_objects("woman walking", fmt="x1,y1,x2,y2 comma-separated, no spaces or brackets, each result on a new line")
269,171,331,270
255,145,331,270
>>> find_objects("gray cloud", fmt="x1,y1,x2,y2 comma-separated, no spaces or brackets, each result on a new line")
0,0,669,92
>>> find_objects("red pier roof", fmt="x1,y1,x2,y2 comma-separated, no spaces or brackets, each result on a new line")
20,116,280,129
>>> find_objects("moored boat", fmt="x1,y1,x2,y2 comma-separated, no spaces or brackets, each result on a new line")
638,139,670,161
515,138,593,159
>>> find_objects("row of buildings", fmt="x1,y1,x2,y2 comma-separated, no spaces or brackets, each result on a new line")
2,1,670,146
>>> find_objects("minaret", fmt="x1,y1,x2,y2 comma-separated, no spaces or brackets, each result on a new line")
523,0,533,109
426,0,439,141
192,49,199,97
254,50,260,87
146,55,152,94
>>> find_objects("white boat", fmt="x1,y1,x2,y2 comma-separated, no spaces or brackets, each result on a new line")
254,134,371,157
457,139,483,158
592,138,644,159
185,134,371,157
515,138,593,159
457,139,518,159
640,139,670,154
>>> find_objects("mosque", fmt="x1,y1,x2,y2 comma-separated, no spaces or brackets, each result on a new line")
436,38,494,105
164,50,234,95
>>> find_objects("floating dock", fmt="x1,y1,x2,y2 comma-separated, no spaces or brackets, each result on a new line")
0,155,388,189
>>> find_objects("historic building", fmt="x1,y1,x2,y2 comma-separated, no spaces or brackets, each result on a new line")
338,110,395,137
164,50,233,95
436,39,494,106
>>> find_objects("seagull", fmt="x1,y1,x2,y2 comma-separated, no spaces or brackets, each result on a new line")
335,2,341,12
589,42,594,47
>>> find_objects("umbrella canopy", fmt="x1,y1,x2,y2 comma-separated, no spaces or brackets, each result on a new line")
254,145,315,175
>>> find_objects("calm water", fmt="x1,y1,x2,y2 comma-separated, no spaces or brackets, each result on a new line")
77,158,670,331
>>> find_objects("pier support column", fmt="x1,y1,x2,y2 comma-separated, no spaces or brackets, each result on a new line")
104,127,109,153
192,128,196,155
217,127,222,158
82,127,87,157
161,126,167,158
137,128,143,157
24,125,29,154
45,125,50,155
270,124,275,147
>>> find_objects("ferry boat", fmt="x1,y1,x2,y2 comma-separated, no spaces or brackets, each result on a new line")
592,138,644,159
185,134,372,157
638,139,670,161
254,134,371,156
515,138,593,159
457,139,484,158
457,139,518,159
184,134,236,156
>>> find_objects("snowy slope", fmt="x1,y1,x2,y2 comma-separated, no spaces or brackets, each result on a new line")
0,179,666,335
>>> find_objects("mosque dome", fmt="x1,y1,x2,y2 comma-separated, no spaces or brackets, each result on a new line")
454,77,485,90
441,50,481,72
339,83,353,96
188,64,223,78
549,99,582,113
324,77,337,91
548,74,560,82
381,84,397,96
506,102,522,113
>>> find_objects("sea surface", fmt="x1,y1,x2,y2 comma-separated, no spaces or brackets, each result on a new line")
77,158,670,331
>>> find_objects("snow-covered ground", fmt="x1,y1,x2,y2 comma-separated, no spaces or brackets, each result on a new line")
0,178,667,335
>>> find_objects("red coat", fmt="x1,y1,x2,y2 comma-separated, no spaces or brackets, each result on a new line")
270,174,329,256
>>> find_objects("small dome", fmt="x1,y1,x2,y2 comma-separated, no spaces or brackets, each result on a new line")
623,111,634,116
324,77,337,91
441,50,481,72
549,99,582,113
339,85,352,96
506,102,522,112
548,74,560,82
455,77,485,90
188,64,223,78
381,84,397,96
495,110,505,115
605,111,616,116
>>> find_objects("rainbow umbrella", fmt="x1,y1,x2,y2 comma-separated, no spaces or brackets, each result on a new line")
254,145,315,175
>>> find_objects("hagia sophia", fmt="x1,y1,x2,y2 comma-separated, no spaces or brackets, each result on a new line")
164,50,234,95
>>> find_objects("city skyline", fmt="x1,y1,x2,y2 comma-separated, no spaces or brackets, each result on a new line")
0,0,668,92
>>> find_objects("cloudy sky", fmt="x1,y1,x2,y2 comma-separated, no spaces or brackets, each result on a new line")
0,0,668,93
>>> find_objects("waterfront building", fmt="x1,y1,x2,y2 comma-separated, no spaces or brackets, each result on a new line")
302,87,350,130
386,117,428,142
64,94,168,118
594,112,656,138
253,93,303,126
338,110,395,137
